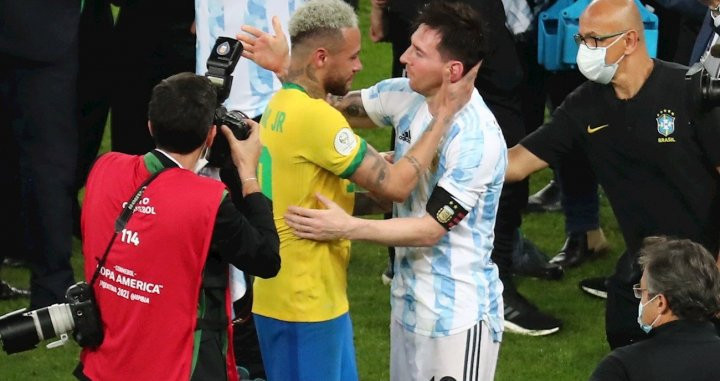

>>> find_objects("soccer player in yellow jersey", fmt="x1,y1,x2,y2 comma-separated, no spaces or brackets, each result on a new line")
238,1,479,379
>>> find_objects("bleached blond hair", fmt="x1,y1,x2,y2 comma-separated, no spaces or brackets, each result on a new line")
289,0,358,46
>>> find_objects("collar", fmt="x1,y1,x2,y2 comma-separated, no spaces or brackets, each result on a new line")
649,319,718,340
144,149,181,173
282,82,308,94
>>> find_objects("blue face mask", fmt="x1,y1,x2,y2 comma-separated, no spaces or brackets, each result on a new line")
637,294,660,334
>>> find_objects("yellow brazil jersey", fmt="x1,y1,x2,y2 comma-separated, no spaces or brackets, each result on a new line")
252,83,367,322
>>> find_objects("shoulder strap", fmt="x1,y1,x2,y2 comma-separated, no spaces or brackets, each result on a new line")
89,168,169,287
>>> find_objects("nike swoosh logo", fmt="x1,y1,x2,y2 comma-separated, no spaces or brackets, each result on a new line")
587,124,609,134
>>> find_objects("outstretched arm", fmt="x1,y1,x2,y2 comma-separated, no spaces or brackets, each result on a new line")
285,194,446,247
326,92,378,129
348,64,480,202
238,16,291,81
238,20,379,129
505,144,549,183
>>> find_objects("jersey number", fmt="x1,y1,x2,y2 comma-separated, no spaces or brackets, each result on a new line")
259,146,273,200
121,229,140,246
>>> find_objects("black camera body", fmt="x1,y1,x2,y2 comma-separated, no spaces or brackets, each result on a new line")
65,282,103,348
205,36,251,167
0,281,103,354
685,51,720,110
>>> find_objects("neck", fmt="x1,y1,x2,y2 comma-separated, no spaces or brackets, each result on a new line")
612,54,654,99
166,149,203,171
657,312,679,327
425,89,442,116
286,61,326,99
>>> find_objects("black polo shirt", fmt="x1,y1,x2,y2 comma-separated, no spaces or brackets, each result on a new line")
521,59,720,281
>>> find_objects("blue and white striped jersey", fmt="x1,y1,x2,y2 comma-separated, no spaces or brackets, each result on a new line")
361,78,507,342
195,0,304,118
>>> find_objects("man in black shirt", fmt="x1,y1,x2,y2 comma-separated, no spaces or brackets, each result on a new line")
507,0,720,349
590,237,720,381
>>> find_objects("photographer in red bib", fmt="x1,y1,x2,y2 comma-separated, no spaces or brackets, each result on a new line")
76,72,280,381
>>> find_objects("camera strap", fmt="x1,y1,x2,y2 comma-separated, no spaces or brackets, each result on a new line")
89,168,169,287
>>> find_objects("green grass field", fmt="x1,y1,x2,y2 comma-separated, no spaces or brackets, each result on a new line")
0,1,622,379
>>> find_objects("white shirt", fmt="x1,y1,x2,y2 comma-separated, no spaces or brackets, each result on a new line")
361,78,507,342
195,0,304,118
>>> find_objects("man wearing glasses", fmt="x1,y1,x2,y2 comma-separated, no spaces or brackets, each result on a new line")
590,237,720,380
505,0,720,349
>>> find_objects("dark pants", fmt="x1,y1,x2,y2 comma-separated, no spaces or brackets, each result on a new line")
387,10,412,78
0,44,78,308
110,6,196,155
605,251,647,349
110,56,194,155
490,104,529,282
558,155,600,233
75,0,114,236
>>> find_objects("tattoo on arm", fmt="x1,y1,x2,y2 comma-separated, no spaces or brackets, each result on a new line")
366,148,389,188
345,94,367,118
425,114,453,133
403,154,422,180
332,92,367,118
327,95,343,108
425,117,436,132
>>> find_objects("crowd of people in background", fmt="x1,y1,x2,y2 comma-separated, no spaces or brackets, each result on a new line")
1,0,719,380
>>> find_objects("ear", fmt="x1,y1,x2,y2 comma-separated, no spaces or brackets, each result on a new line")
147,121,154,137
312,47,330,68
656,293,671,315
207,125,217,147
623,29,640,55
448,61,464,82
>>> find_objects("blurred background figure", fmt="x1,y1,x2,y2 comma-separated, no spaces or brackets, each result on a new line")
0,0,81,307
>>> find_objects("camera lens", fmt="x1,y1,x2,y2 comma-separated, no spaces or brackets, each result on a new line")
0,309,41,354
0,304,74,354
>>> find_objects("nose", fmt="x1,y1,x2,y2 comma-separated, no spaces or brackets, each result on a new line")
399,48,410,65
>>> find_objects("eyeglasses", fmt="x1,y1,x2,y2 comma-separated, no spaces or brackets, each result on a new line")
573,31,627,49
632,283,652,299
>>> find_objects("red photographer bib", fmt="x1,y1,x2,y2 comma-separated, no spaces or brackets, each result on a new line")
80,153,236,381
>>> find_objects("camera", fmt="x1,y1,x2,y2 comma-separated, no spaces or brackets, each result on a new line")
205,36,251,167
685,45,720,110
0,282,103,354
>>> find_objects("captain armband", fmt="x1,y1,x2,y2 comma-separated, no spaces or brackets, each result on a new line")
426,186,469,231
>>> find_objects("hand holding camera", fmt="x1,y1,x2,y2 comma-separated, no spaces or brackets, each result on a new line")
205,37,252,167
221,120,262,195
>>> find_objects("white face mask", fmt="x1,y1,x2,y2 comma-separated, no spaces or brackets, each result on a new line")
576,32,626,84
637,294,661,334
193,144,210,174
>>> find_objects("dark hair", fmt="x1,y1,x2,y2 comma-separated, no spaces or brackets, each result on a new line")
147,72,217,154
638,237,720,321
412,1,487,74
